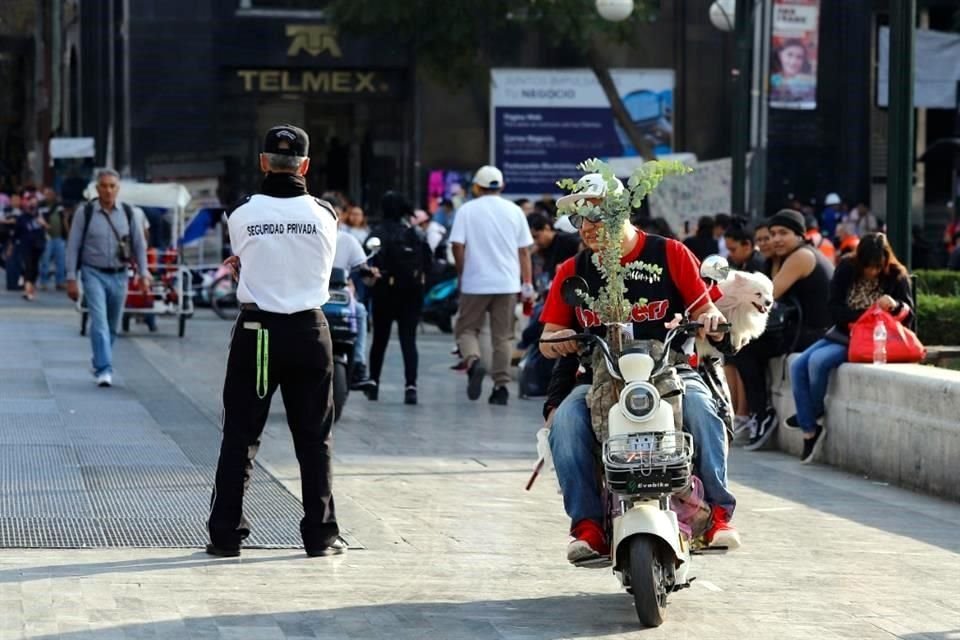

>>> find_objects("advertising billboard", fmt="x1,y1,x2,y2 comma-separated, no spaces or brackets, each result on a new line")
491,68,674,196
769,0,820,110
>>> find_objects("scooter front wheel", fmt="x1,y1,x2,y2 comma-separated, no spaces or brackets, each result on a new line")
628,535,670,627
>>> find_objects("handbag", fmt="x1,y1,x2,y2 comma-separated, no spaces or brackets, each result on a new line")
823,325,850,346
848,304,925,363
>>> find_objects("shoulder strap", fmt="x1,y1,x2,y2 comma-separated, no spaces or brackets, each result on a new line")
78,202,94,267
121,203,133,227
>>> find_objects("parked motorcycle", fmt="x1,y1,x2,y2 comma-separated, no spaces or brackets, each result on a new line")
538,256,731,628
421,262,458,333
322,237,380,422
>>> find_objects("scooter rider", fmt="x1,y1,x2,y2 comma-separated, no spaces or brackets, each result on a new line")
539,174,741,565
207,124,345,558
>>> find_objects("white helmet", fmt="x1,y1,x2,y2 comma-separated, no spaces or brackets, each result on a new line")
824,193,841,206
556,173,625,211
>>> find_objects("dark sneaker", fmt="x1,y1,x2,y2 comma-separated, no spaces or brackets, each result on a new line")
703,506,741,550
349,365,376,391
800,424,826,464
467,359,486,400
306,536,348,557
566,519,609,565
743,408,778,451
363,381,379,402
205,543,240,558
404,385,418,405
488,385,508,406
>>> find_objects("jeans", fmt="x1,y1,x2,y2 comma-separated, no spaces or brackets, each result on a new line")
5,242,23,290
549,372,736,527
789,338,848,434
353,300,368,367
39,237,67,286
82,268,128,376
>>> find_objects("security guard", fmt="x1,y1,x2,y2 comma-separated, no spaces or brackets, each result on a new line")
206,124,345,558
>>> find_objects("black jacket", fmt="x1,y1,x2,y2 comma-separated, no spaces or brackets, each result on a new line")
828,258,913,335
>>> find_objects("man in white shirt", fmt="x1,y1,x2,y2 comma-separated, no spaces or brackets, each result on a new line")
333,229,374,388
450,165,535,405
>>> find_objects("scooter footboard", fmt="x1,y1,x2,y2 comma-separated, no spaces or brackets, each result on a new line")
612,507,685,571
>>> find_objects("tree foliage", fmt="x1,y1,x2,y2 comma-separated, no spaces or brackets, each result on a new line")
326,0,659,88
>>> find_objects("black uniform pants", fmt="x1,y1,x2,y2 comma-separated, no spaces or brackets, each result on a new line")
368,287,422,387
208,308,338,550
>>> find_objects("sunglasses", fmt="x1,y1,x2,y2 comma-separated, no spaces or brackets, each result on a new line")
568,211,604,230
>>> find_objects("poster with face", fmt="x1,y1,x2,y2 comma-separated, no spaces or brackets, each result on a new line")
769,0,820,110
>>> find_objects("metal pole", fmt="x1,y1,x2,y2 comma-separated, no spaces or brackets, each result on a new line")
731,0,752,217
887,0,915,266
121,0,132,177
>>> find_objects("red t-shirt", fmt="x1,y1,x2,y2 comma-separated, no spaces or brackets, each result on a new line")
540,230,714,329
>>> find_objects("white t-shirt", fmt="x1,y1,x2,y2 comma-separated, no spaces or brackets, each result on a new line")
333,229,367,271
228,194,338,313
449,194,533,294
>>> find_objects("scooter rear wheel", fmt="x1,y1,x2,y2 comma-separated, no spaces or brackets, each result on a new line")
628,535,669,627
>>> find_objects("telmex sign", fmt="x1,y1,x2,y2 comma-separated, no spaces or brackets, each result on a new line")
235,70,390,94
286,25,342,58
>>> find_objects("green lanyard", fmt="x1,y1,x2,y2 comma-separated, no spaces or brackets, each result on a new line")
256,328,269,399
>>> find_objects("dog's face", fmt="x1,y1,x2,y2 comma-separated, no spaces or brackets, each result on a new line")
719,271,774,314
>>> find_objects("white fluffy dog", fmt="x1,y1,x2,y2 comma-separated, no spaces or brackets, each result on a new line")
700,270,775,355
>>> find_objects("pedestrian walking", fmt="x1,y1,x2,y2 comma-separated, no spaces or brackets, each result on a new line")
450,165,535,406
64,170,151,387
207,124,345,558
39,194,72,291
14,193,47,301
365,191,433,405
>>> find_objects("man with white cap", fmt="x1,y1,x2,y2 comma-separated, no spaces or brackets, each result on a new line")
449,165,535,405
821,192,842,240
539,172,740,564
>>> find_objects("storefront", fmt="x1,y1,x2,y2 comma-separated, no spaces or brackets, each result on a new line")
213,18,412,206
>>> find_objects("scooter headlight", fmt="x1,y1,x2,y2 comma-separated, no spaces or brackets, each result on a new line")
620,382,660,423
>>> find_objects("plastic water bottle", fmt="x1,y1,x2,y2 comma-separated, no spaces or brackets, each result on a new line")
873,321,887,365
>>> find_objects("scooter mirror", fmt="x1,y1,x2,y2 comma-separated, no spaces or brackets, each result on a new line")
561,276,590,307
700,255,730,283
365,236,382,254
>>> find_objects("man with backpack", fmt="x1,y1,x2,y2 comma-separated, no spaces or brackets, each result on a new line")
65,169,151,387
365,191,433,405
450,165,535,406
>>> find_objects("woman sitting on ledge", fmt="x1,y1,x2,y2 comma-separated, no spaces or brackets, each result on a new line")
789,232,913,464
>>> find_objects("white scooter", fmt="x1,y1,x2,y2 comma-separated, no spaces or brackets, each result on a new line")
539,256,731,627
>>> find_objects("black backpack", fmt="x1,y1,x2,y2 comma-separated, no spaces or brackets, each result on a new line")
375,222,430,289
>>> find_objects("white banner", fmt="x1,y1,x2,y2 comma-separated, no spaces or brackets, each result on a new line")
878,27,960,109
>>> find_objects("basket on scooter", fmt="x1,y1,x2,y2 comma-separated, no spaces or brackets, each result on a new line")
602,431,693,498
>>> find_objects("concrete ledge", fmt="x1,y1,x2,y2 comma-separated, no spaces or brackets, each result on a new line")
768,355,960,501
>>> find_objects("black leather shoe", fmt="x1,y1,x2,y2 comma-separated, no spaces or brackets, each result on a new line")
364,382,378,401
205,543,240,558
305,537,348,557
404,386,418,405
489,385,509,406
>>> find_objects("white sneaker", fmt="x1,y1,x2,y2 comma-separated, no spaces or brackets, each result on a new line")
96,372,112,387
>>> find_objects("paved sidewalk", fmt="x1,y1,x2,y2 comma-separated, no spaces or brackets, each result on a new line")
0,291,959,639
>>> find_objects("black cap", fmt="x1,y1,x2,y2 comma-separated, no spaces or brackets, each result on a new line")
263,124,309,157
768,208,806,238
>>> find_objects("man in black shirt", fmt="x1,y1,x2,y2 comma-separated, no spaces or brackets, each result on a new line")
528,212,581,285
724,221,766,273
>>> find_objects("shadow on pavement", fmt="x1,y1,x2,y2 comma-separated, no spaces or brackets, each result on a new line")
26,592,646,639
0,551,305,585
731,448,960,554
